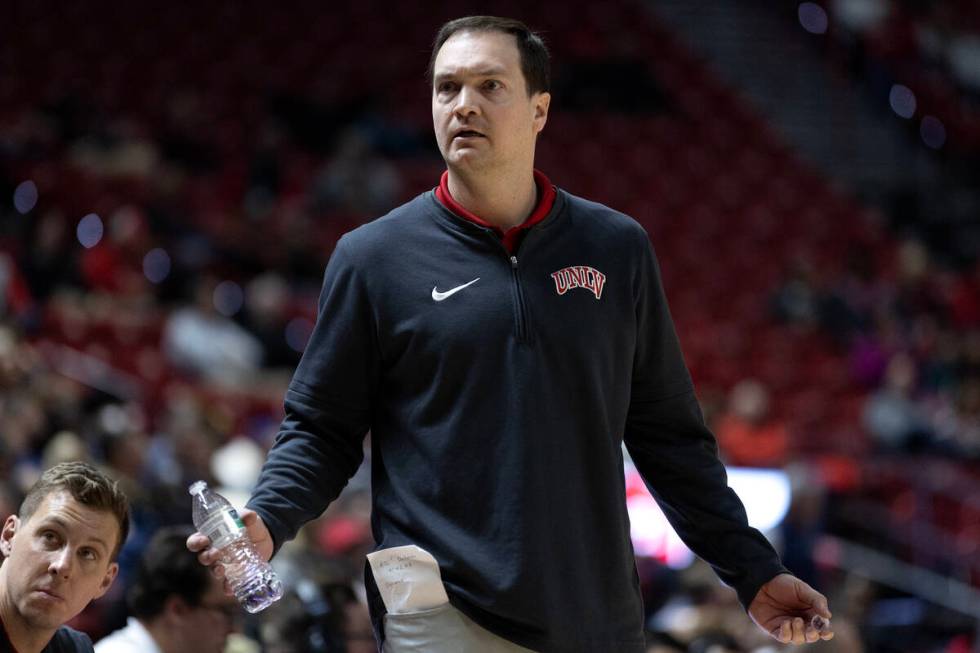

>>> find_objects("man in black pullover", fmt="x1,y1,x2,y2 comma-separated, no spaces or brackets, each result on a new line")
190,15,835,652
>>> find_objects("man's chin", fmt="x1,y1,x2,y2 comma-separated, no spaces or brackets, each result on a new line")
446,150,491,171
21,596,73,629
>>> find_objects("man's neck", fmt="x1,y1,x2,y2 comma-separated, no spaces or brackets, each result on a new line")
144,617,178,653
0,588,55,653
446,165,538,230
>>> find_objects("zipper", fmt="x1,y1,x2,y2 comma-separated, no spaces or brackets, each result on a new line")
510,255,530,343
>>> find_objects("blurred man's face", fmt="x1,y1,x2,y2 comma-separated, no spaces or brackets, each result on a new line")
177,574,238,653
0,491,119,631
432,30,549,175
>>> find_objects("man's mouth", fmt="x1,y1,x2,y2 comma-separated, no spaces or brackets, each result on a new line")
34,587,64,601
453,129,485,140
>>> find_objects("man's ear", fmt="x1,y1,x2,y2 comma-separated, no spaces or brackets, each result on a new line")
533,92,551,134
161,594,191,622
0,515,20,559
95,562,119,599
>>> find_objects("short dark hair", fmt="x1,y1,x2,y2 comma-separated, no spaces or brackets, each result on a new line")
19,461,130,561
128,526,210,620
428,16,550,96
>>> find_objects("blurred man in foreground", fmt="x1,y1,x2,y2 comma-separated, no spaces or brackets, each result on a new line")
0,462,129,653
95,526,236,653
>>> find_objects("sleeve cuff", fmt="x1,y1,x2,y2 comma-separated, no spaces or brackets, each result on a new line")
735,564,791,611
245,502,288,559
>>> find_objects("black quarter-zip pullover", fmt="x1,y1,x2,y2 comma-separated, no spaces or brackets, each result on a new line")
247,188,786,653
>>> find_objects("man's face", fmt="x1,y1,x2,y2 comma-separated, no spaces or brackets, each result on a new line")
432,30,550,174
0,491,119,631
175,574,238,653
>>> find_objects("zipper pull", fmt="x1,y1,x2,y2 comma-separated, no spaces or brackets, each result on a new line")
510,255,518,269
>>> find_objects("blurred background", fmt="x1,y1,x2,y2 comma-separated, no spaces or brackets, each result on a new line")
1,0,978,651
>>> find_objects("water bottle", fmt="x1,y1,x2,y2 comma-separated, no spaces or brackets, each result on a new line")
189,481,283,613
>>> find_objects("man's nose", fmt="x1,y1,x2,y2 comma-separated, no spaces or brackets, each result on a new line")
453,85,480,118
48,547,73,578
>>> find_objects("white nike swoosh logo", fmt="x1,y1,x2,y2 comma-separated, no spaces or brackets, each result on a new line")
432,278,480,301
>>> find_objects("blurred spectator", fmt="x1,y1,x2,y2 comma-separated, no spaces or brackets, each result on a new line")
947,33,980,92
68,118,160,180
892,240,943,326
0,484,17,524
821,248,888,346
716,379,790,467
310,127,403,216
649,561,771,653
832,0,890,34
154,389,225,493
771,261,821,328
41,430,90,470
158,91,218,173
645,630,687,653
861,352,931,451
242,272,299,369
258,551,373,653
948,263,980,329
260,585,372,653
79,206,152,296
163,276,262,385
0,251,34,324
929,376,980,457
780,464,828,587
243,120,286,223
0,322,24,389
687,631,742,653
94,525,242,653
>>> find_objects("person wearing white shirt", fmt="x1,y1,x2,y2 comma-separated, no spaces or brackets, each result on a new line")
95,527,236,653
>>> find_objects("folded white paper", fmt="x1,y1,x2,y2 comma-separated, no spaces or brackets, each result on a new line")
367,544,450,614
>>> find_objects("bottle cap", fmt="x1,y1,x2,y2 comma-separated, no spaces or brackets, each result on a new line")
188,480,208,496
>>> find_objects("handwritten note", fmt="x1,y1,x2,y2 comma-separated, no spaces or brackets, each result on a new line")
367,545,449,614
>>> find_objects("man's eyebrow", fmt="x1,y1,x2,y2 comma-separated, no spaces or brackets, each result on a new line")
83,536,110,553
36,516,68,532
36,517,110,553
434,65,510,81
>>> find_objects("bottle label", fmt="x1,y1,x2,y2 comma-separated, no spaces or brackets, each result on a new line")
201,508,246,549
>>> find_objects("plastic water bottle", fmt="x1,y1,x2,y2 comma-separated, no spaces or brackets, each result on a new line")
189,481,283,613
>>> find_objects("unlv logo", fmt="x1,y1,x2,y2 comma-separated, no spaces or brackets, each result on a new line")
551,266,607,300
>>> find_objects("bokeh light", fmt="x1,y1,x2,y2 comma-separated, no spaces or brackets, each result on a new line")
13,180,38,214
213,280,244,316
76,214,104,249
889,84,917,119
143,248,172,284
920,115,946,149
798,3,829,35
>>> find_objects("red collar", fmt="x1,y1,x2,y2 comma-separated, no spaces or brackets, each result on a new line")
435,170,557,253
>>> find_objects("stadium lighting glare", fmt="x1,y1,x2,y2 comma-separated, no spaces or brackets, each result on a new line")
13,180,38,214
76,214,104,249
143,248,172,284
920,116,946,149
798,3,829,35
285,317,314,353
889,84,917,119
625,464,792,568
213,280,245,316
